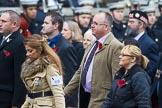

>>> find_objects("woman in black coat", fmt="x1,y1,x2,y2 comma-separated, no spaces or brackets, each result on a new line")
101,45,151,108
61,20,84,108
62,20,84,68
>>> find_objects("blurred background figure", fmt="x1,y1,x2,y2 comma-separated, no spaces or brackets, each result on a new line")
74,7,92,35
129,0,150,11
42,0,63,14
83,29,96,49
20,16,31,38
153,1,162,54
142,6,157,39
156,2,162,107
143,6,156,30
141,4,162,74
158,1,162,16
108,1,127,42
59,0,79,8
20,0,39,37
147,2,162,108
62,20,84,67
78,0,95,16
0,0,20,7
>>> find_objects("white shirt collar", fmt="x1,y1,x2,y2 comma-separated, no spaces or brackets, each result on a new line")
134,31,145,41
98,32,111,44
3,34,12,40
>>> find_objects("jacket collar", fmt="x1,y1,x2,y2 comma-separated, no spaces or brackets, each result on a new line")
0,30,20,50
115,64,145,80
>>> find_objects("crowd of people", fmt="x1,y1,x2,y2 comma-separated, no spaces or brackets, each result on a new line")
0,0,162,108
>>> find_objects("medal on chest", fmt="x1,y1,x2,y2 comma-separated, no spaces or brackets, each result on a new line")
33,77,42,86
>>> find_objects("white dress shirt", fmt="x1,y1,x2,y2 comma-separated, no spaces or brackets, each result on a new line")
84,32,111,92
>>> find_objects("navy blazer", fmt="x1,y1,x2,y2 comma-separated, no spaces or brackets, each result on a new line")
0,30,26,107
137,32,159,80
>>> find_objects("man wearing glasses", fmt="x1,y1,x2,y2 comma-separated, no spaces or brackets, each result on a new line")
64,12,123,108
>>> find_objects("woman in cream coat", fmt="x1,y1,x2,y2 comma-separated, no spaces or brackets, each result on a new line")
21,34,65,108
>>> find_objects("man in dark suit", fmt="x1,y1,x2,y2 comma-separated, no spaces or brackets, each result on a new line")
41,11,78,107
0,10,27,108
125,10,159,80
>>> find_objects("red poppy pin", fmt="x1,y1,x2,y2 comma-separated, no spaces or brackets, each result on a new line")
53,47,58,52
3,50,11,57
117,79,127,88
98,43,103,50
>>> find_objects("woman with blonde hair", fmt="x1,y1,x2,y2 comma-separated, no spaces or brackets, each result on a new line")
62,20,83,43
21,34,65,108
62,20,84,67
101,45,151,108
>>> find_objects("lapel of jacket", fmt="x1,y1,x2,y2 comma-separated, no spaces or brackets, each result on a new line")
137,32,145,44
0,40,11,50
81,32,115,69
55,35,65,54
0,31,18,50
96,32,115,54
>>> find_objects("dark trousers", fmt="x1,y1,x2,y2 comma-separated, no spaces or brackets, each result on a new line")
0,90,12,108
80,85,90,108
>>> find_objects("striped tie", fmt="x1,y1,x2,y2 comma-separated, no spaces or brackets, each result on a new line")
81,41,99,86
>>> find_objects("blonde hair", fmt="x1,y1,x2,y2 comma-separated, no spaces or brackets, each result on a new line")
24,34,63,76
64,20,83,42
121,45,149,69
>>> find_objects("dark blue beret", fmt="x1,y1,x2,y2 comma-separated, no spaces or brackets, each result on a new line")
129,10,148,24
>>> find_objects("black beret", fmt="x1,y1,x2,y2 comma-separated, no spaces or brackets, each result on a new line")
129,10,148,24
